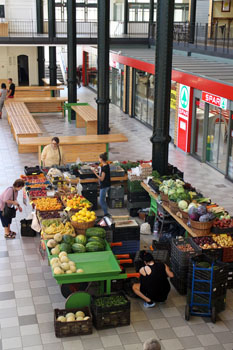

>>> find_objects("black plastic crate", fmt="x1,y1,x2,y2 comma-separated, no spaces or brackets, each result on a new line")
108,186,124,199
127,201,150,210
187,289,226,313
152,240,171,256
127,191,150,202
24,166,42,175
170,257,189,278
192,238,223,261
171,238,201,266
20,219,37,237
82,190,98,197
112,225,140,243
226,262,233,289
134,250,169,272
91,292,130,329
171,274,187,295
81,183,98,191
111,240,140,254
127,208,140,217
107,198,124,209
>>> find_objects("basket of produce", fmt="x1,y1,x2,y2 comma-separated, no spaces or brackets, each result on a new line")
192,236,223,261
54,307,92,337
188,204,215,235
37,211,62,221
171,237,201,266
212,234,233,263
168,200,179,214
211,216,233,234
62,194,92,212
42,221,76,240
33,197,63,211
91,292,130,330
160,192,169,203
70,209,96,234
28,189,47,200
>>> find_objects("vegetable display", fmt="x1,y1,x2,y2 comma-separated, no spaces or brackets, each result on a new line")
56,310,90,323
50,252,84,275
43,222,75,236
94,295,128,308
212,234,233,247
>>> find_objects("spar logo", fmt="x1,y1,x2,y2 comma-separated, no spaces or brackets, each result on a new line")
180,85,189,109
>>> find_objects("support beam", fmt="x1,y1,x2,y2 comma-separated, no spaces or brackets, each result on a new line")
37,47,45,86
123,0,128,35
67,0,77,121
36,0,43,34
97,0,110,135
48,0,55,40
48,0,56,87
189,0,197,43
151,0,174,175
148,0,154,47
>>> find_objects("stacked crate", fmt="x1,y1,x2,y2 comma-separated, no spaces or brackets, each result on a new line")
187,254,228,313
127,180,150,216
170,238,201,295
111,219,140,257
82,182,98,210
107,185,125,209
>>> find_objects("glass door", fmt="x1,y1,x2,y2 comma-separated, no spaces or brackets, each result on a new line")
206,106,229,173
227,113,233,180
192,98,205,159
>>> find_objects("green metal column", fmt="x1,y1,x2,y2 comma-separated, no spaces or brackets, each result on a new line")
48,0,57,87
149,0,154,43
97,0,110,135
189,0,197,44
36,0,44,86
67,0,77,121
151,0,174,175
123,0,128,35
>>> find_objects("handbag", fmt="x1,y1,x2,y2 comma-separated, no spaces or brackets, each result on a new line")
3,187,16,219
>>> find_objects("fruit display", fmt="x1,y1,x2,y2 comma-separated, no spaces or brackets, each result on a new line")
63,194,92,210
26,184,48,189
177,244,194,252
50,252,84,275
71,209,96,223
212,234,233,247
21,174,47,183
86,227,106,239
33,197,62,211
193,236,220,249
44,222,75,236
38,211,62,219
213,218,233,229
56,310,90,323
29,189,47,197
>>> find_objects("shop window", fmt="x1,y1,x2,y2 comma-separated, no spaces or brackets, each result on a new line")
87,8,97,22
129,9,136,21
144,9,149,21
76,8,85,21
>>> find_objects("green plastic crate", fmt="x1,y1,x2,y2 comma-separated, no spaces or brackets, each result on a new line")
127,180,144,193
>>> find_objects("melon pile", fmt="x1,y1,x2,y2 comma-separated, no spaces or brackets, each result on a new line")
50,252,84,275
57,310,90,322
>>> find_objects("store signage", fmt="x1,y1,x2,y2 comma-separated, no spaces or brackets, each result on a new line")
178,84,190,118
177,84,191,153
202,91,228,110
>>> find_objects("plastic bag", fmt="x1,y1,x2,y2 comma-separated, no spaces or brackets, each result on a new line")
140,223,151,235
31,212,41,232
77,181,83,195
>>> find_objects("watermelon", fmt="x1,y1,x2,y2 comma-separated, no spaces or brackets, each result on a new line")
86,241,105,252
72,243,86,253
75,234,87,246
60,242,72,253
87,236,105,247
86,227,106,239
62,235,75,245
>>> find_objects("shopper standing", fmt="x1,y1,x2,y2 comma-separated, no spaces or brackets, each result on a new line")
0,179,24,239
7,78,15,99
41,137,63,167
92,152,111,217
0,83,7,118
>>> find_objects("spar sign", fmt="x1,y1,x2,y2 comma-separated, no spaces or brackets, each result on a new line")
178,84,190,119
202,91,228,110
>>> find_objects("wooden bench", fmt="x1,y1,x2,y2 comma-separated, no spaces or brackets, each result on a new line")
9,97,67,113
17,134,128,162
15,86,64,98
5,102,42,152
72,105,97,135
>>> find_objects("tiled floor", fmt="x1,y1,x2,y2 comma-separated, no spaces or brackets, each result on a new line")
0,86,233,350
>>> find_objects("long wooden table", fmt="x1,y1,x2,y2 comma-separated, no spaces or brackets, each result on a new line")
72,105,97,135
69,174,128,184
15,86,64,98
9,97,67,113
18,134,128,162
141,182,200,238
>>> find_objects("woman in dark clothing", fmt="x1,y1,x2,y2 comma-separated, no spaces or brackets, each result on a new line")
132,252,174,308
92,152,111,216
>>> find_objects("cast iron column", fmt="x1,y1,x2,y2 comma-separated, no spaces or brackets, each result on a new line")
123,0,128,35
48,0,57,86
67,0,77,121
189,0,197,44
36,0,45,86
148,0,154,47
97,0,110,135
151,0,175,175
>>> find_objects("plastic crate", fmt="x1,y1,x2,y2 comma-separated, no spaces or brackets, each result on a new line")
171,237,201,266
111,240,140,254
20,219,37,237
112,225,140,242
107,198,124,209
127,200,150,209
171,274,187,295
170,257,189,278
222,247,233,263
226,262,233,289
128,208,140,217
134,250,169,272
152,240,171,256
127,191,150,202
108,186,124,199
127,180,144,193
187,289,226,313
91,292,130,330
82,183,98,191
192,238,223,261
54,307,92,337
24,166,42,175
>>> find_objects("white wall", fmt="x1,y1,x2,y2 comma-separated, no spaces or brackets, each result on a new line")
196,0,209,24
0,46,38,85
4,0,36,21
